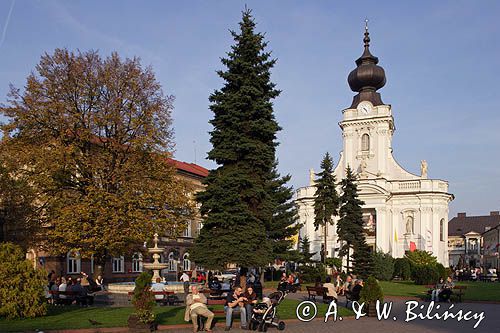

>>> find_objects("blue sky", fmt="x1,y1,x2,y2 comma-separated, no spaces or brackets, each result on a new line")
0,0,499,218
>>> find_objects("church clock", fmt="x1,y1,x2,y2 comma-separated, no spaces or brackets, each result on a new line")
357,101,373,115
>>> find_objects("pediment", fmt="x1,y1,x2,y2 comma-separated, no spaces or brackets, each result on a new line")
357,183,390,196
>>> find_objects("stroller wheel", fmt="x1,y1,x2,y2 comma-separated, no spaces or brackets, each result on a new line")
278,321,286,331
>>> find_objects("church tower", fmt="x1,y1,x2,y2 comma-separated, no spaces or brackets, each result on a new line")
338,23,397,180
295,24,453,266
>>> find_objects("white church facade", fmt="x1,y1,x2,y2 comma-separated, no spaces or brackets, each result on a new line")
295,26,453,266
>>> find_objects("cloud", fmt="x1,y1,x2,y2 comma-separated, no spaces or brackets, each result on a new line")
0,0,15,49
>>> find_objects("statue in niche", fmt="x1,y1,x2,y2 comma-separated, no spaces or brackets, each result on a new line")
406,216,414,234
421,160,428,178
360,159,367,173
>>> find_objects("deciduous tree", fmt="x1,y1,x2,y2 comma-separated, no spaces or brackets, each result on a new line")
0,49,193,275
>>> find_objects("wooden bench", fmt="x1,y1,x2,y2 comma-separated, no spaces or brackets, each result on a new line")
48,290,93,305
451,285,466,303
197,298,244,330
306,286,330,303
127,291,180,305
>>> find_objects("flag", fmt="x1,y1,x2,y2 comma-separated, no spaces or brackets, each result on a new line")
394,229,398,242
410,241,417,252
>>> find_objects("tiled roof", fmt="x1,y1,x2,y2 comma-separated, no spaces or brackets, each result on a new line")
167,158,209,178
448,214,500,236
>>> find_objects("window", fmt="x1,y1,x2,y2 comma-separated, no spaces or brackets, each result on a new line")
168,252,177,272
439,219,445,241
361,134,370,151
183,221,192,237
183,253,190,271
112,256,124,273
196,221,203,236
132,253,143,273
67,251,81,274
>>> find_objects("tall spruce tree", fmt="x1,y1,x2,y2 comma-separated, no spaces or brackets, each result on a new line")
337,166,372,274
299,236,316,264
313,152,339,264
192,9,295,269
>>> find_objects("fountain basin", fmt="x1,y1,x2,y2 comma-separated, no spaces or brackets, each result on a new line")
107,281,204,294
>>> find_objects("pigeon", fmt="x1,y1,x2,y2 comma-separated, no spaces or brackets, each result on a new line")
88,319,102,325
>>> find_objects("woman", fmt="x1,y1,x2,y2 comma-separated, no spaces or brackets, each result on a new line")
95,275,104,291
244,286,259,324
431,277,445,302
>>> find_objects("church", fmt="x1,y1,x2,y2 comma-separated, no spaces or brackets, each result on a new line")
295,25,454,266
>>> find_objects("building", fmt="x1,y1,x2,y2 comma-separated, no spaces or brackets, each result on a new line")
26,158,208,282
482,224,500,271
448,211,500,268
295,25,453,265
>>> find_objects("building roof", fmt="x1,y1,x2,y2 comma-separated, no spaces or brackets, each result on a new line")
448,212,500,236
167,158,209,178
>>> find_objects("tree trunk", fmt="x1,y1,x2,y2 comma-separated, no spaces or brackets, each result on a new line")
323,221,328,264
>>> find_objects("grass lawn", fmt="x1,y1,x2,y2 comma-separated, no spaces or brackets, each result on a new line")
0,299,353,332
379,280,500,302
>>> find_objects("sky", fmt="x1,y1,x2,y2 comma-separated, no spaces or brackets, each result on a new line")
0,0,499,218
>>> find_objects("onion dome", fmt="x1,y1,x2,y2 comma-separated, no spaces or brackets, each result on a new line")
347,22,386,108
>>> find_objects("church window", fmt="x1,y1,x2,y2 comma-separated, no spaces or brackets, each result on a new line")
132,253,143,272
361,134,370,151
112,256,124,273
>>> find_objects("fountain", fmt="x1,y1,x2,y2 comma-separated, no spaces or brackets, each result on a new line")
143,233,168,282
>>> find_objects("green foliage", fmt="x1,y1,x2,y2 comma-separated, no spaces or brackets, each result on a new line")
299,264,327,283
132,272,155,323
412,265,440,285
360,276,384,304
393,258,411,280
0,49,193,266
372,251,394,281
193,9,294,269
338,166,373,276
405,250,437,267
313,153,339,263
298,236,316,264
325,257,342,270
435,263,447,280
0,243,47,319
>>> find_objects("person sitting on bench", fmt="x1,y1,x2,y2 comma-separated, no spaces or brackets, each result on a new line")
224,287,247,331
431,277,445,302
151,277,167,301
323,276,337,303
438,277,454,302
184,285,214,333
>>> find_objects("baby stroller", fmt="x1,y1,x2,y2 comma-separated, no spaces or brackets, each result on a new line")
249,290,287,331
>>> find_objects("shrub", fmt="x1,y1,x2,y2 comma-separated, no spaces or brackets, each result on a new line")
393,258,411,280
132,271,155,323
435,263,447,280
0,242,47,319
325,257,342,270
405,250,437,267
360,276,384,304
372,251,394,281
412,265,440,285
298,264,327,283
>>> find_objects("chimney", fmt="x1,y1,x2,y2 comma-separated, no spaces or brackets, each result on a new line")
457,212,466,218
490,211,500,216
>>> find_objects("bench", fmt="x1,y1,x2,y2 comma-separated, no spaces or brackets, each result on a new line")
306,286,331,303
197,298,244,330
127,291,180,306
451,285,466,303
424,285,466,302
48,290,93,305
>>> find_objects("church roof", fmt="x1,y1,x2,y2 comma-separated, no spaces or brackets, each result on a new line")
448,212,500,236
347,21,386,108
167,158,209,178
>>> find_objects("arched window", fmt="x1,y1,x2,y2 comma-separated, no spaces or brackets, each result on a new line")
440,219,445,241
361,134,370,151
183,253,191,271
67,251,81,274
168,252,176,271
112,256,124,273
183,221,192,237
132,253,143,273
